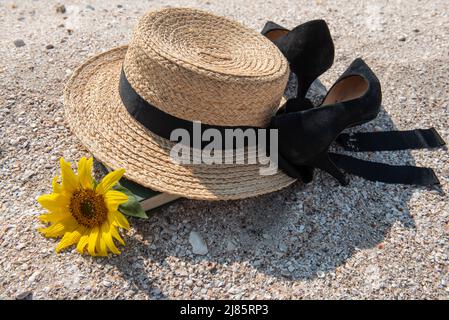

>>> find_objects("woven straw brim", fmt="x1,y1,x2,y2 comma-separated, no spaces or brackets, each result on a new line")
64,46,296,200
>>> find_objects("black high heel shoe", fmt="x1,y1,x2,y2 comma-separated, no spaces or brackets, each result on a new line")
261,20,334,99
271,58,382,185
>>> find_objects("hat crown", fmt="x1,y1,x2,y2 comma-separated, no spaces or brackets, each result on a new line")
123,8,289,127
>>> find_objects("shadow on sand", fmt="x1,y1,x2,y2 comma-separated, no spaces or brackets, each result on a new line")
98,75,442,297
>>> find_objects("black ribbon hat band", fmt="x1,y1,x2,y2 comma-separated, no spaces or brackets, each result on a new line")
119,68,257,147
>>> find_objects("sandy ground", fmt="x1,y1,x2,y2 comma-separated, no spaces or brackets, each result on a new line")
0,0,448,299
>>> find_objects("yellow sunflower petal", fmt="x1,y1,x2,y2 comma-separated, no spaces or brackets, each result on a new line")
109,224,125,246
111,210,130,230
37,193,69,213
60,157,79,193
102,222,120,254
38,217,77,238
76,232,90,254
96,169,125,194
52,175,62,194
87,227,99,256
97,234,108,257
55,228,84,253
38,223,66,238
104,190,128,211
39,211,71,223
77,157,93,190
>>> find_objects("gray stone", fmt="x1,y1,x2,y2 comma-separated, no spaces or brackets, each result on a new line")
226,240,237,251
189,231,208,255
14,39,25,47
278,243,287,252
15,291,32,300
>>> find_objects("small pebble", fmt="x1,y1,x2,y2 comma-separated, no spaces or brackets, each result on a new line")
56,4,66,14
278,243,287,252
262,233,272,240
15,291,33,300
23,170,35,180
14,39,26,47
189,231,208,255
226,240,237,251
124,290,135,298
46,44,54,50
151,288,162,296
28,271,40,283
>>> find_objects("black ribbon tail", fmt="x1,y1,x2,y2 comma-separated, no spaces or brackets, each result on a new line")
329,153,440,186
336,128,446,152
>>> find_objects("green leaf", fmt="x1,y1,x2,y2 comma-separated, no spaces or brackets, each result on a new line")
92,178,98,189
113,183,148,219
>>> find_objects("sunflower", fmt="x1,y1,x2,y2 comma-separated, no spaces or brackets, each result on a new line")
37,157,130,256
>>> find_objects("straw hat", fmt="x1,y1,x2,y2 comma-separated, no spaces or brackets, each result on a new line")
64,7,295,200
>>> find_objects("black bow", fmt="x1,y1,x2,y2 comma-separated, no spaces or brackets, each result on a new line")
273,96,444,186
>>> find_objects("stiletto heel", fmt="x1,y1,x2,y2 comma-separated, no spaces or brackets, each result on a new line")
296,74,316,98
307,153,349,185
271,58,382,185
261,20,334,99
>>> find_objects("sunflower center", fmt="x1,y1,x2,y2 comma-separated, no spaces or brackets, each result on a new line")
69,189,108,228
